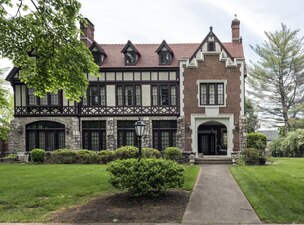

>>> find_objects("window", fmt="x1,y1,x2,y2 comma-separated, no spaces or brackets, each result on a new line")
125,51,137,65
200,83,224,105
82,121,106,151
208,42,215,51
83,85,106,106
92,52,101,65
153,120,177,151
151,85,177,106
26,121,65,151
116,85,141,106
27,89,62,106
117,121,137,147
159,51,172,64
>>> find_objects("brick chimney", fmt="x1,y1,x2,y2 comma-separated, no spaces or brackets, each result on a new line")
231,16,240,43
80,18,95,47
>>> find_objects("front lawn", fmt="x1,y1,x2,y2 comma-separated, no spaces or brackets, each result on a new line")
230,158,304,223
0,163,199,222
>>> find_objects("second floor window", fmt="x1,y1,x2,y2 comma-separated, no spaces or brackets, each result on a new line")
117,85,141,106
200,83,224,105
83,85,106,106
159,51,172,64
151,85,177,106
27,89,61,106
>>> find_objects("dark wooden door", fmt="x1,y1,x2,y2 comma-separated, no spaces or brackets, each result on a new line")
198,134,215,155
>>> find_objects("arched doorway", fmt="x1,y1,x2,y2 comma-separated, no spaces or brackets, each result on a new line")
26,121,65,151
197,121,227,155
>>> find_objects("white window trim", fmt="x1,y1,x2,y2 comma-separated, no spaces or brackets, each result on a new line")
196,80,227,108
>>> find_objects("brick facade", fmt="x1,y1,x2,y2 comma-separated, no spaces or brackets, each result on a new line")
183,54,242,152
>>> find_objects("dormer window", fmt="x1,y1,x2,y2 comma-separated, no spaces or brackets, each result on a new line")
159,51,172,65
156,40,174,65
208,42,215,51
92,51,101,64
125,50,137,65
121,40,140,66
90,42,107,66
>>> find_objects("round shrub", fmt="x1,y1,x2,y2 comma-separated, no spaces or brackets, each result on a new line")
107,158,185,196
76,150,97,164
269,138,284,157
142,148,162,158
97,150,114,164
164,147,182,161
31,148,45,163
114,146,138,160
240,148,260,165
247,132,267,152
51,149,77,164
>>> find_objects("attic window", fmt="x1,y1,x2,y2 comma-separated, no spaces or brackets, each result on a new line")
208,42,215,51
92,51,101,64
125,51,137,65
159,51,172,65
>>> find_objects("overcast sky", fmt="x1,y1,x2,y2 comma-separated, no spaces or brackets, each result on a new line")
1,0,304,73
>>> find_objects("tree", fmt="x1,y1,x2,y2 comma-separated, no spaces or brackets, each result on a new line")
0,0,99,101
248,24,304,134
0,68,13,141
245,98,258,133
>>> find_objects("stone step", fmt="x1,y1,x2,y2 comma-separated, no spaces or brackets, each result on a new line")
195,157,232,164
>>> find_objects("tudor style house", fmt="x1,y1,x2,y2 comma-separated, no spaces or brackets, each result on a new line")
6,17,246,157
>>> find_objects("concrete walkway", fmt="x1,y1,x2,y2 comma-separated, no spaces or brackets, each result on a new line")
182,164,261,224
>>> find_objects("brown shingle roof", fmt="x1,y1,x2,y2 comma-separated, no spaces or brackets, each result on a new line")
99,42,244,68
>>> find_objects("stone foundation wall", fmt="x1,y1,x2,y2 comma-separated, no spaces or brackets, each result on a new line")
8,115,185,152
7,117,81,152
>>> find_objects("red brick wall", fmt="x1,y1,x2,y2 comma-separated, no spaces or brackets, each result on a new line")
182,55,241,152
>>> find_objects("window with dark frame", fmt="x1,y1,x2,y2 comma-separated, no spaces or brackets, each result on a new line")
200,83,224,105
151,85,177,106
152,120,177,151
116,85,141,106
92,51,101,65
83,85,106,107
27,88,61,106
26,121,65,152
117,121,137,147
159,51,172,64
208,42,215,51
125,51,137,65
82,121,106,151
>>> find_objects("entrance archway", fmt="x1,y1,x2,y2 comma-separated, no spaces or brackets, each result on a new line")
197,121,227,155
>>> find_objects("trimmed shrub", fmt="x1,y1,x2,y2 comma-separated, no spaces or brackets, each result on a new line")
107,158,185,196
240,148,260,165
97,150,114,164
142,148,162,158
114,146,138,160
76,150,98,164
164,147,182,161
31,148,45,163
51,149,77,164
247,132,267,152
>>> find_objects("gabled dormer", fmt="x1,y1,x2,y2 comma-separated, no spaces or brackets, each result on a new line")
90,41,107,65
121,40,140,66
156,40,174,65
188,26,234,67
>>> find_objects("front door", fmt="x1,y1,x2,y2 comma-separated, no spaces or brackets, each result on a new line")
198,134,215,155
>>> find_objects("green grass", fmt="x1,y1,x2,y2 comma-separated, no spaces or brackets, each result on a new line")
230,158,304,223
0,163,199,222
183,165,200,190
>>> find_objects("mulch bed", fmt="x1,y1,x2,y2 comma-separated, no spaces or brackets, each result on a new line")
51,190,190,223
